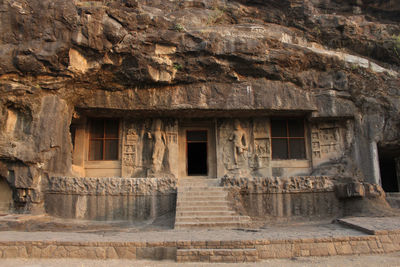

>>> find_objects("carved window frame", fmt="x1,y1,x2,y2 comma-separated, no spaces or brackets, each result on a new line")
270,118,306,160
87,118,120,161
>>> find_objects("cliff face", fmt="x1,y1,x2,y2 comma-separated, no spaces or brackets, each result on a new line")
0,0,399,210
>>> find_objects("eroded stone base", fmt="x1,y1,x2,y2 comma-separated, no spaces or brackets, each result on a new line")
222,176,342,222
45,193,176,221
44,177,177,222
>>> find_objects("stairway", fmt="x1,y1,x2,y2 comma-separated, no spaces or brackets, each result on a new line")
174,178,251,229
386,192,400,209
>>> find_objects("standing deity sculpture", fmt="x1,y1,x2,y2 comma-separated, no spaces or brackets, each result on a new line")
229,119,248,165
147,119,167,173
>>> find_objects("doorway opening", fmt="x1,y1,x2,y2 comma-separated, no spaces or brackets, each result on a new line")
187,130,208,176
0,178,13,214
378,146,400,192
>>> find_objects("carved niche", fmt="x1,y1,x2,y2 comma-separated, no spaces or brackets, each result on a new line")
122,129,138,167
252,118,270,170
311,122,341,163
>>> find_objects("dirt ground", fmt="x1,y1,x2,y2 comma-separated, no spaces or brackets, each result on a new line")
0,252,399,267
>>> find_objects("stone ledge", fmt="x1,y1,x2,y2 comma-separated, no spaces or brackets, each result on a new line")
0,234,399,262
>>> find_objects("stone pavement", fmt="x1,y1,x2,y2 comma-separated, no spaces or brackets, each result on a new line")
0,216,399,262
337,216,400,235
0,222,365,243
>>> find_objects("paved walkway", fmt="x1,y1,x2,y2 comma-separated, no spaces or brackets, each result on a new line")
0,222,366,243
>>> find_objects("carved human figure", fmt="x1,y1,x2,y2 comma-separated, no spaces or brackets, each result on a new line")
229,120,247,165
147,119,167,173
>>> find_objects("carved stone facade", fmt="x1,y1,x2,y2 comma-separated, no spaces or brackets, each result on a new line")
40,114,392,222
69,117,358,180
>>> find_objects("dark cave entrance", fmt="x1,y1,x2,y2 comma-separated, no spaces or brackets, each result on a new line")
0,178,13,214
187,130,208,176
378,146,400,192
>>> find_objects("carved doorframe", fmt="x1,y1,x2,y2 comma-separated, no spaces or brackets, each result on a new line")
178,120,217,179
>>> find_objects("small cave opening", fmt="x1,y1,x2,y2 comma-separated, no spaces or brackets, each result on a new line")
378,146,400,192
187,130,208,176
0,178,13,214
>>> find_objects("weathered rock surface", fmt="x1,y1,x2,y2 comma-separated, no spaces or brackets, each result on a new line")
0,0,399,213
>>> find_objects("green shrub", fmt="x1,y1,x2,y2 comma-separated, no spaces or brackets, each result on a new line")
173,63,183,71
173,23,185,32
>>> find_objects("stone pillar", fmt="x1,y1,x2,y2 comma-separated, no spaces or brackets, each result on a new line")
370,141,381,185
71,117,86,177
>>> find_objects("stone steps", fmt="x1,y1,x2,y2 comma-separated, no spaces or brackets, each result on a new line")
176,211,236,217
178,180,219,187
176,215,250,223
176,206,233,212
178,191,226,196
176,248,258,262
179,186,225,191
176,201,231,207
174,221,250,229
175,178,251,229
178,196,228,201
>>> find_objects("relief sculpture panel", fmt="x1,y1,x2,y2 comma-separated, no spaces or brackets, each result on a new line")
218,118,272,177
122,129,138,167
218,119,250,176
122,118,178,178
148,119,167,174
229,119,248,166
252,118,271,176
311,122,343,166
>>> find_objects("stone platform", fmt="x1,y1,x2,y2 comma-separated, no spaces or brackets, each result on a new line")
0,217,400,262
337,217,400,235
